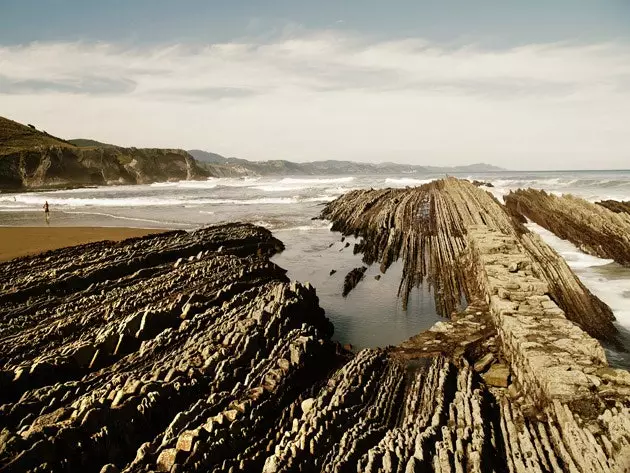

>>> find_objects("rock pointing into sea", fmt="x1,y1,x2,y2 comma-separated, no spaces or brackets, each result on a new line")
1,179,629,472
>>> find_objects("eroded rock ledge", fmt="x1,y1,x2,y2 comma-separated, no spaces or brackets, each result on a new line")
597,200,630,215
504,189,630,266
321,178,617,342
321,179,630,471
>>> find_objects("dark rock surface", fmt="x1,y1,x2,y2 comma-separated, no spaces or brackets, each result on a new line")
505,189,630,266
342,266,367,297
597,200,630,215
0,224,340,472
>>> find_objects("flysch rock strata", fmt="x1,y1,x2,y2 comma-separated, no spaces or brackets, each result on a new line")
0,223,341,473
321,178,630,471
321,177,618,342
597,200,630,215
504,189,630,266
467,225,630,472
2,183,630,472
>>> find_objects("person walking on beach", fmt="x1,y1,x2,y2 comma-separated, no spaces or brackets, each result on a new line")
43,201,50,224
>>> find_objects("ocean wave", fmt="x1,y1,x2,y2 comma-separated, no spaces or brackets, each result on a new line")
278,177,354,185
526,221,630,329
2,195,186,208
0,208,41,212
490,177,630,190
150,181,218,189
194,196,335,205
61,210,192,227
0,193,336,208
385,178,436,186
150,177,261,189
253,185,309,192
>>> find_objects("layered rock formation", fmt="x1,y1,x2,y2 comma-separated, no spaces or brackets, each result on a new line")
320,179,630,471
597,200,630,215
0,224,342,472
0,146,209,190
2,183,630,472
321,178,618,342
504,189,630,266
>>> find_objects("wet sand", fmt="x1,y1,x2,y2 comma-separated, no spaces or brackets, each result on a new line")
0,227,164,262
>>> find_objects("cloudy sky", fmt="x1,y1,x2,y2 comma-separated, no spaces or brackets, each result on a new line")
1,1,629,169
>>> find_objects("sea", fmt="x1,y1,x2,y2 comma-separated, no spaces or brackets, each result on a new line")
2,170,630,359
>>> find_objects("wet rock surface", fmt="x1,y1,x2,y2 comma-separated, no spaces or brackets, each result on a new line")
597,200,630,215
505,189,630,266
342,266,368,297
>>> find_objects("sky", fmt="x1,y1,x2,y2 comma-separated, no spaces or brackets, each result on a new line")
1,1,629,170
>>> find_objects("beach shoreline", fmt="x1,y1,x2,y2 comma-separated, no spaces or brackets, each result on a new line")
0,226,165,261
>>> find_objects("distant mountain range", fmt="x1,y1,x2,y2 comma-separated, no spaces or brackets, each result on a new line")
0,114,504,191
188,149,505,176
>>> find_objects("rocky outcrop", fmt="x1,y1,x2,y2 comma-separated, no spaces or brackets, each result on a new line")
504,189,630,266
321,178,618,342
342,266,368,297
2,214,630,471
0,146,209,190
0,224,341,472
597,200,630,215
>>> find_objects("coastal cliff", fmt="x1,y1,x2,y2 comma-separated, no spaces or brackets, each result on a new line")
0,146,209,190
0,116,208,190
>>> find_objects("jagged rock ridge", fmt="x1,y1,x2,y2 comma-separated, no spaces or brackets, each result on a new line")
321,178,618,342
503,189,630,266
597,200,630,215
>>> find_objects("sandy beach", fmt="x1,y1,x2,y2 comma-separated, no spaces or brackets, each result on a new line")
0,226,164,262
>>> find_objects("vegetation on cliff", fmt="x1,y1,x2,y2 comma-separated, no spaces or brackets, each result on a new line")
0,116,209,190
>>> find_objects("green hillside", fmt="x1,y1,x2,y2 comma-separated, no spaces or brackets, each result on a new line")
68,138,116,148
0,116,75,154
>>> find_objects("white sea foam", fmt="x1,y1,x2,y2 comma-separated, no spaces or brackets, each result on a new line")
279,177,354,184
0,193,337,209
150,177,260,189
253,185,308,192
150,181,218,189
61,210,190,227
1,195,185,207
526,222,630,329
0,208,41,212
385,178,436,186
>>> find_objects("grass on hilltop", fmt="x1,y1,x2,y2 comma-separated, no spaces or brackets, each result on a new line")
68,138,116,148
0,116,75,154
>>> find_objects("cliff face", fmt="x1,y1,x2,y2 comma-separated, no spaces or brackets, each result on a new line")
0,146,209,190
0,116,210,190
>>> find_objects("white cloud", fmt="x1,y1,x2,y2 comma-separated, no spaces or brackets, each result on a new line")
0,32,629,169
